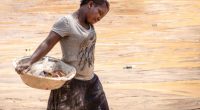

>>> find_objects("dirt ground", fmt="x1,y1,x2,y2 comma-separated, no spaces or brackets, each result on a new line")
0,0,200,110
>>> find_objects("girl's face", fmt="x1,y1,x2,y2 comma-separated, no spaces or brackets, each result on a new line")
86,2,109,24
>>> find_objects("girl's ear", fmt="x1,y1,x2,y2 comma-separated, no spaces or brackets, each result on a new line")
87,1,94,9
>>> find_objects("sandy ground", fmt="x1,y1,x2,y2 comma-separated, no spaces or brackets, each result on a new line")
0,0,200,110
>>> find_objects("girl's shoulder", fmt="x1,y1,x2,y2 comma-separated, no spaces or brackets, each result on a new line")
55,13,73,23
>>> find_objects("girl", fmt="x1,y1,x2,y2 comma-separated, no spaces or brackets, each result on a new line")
15,0,110,110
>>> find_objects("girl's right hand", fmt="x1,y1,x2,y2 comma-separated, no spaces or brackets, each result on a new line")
15,62,31,74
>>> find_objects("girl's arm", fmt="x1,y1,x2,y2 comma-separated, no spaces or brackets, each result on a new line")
15,31,61,74
29,31,61,65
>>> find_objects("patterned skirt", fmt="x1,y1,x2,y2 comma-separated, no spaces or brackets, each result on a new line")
47,74,109,110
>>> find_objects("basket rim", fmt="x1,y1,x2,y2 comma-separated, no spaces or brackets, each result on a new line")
19,71,76,81
13,56,76,81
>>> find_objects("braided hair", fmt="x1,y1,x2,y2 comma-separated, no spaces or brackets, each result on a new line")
80,0,110,9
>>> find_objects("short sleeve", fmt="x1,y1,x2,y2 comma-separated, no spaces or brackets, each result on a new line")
52,16,70,37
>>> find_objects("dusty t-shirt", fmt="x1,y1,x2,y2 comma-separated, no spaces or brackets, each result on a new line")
52,13,96,80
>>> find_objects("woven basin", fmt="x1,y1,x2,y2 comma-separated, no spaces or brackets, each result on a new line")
13,56,76,90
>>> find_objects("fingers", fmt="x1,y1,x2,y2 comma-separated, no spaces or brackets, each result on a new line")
15,65,30,74
15,66,23,74
23,66,31,73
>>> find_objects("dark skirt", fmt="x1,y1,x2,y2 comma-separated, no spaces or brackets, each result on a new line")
47,74,109,110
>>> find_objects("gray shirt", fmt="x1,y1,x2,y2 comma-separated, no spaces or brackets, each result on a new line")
52,13,96,80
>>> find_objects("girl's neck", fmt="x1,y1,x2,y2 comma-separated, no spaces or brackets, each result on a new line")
76,9,90,30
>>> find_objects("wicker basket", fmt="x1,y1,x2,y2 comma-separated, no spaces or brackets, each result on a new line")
13,56,76,90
